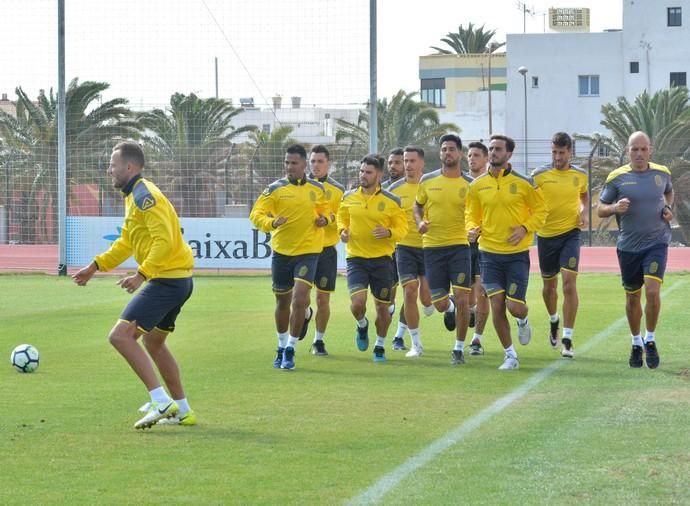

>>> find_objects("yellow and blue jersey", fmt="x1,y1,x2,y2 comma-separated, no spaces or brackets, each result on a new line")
94,175,194,279
250,176,329,256
532,164,588,238
309,174,345,248
415,169,472,248
388,178,423,248
466,165,547,254
337,185,408,258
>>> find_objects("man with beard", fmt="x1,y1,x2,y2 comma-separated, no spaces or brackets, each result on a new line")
72,141,196,429
414,134,473,365
338,155,407,362
250,144,330,371
466,141,491,356
467,135,547,370
388,146,435,358
532,132,588,358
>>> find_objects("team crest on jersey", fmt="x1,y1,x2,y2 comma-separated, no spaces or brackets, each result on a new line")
298,265,309,277
458,187,466,198
568,257,577,268
573,176,579,187
649,261,658,274
456,272,465,284
325,190,332,199
310,191,317,201
655,175,662,187
140,196,155,210
508,283,517,295
378,202,385,212
380,287,389,299
510,183,517,194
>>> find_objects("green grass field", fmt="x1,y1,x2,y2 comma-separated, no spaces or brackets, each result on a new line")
2,273,690,505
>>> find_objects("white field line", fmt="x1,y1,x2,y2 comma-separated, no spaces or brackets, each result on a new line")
346,280,686,506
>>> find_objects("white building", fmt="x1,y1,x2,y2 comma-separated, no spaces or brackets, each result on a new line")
230,97,360,145
506,1,690,172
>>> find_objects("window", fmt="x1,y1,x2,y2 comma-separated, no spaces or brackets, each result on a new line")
578,75,600,96
668,7,682,26
630,61,639,74
670,72,687,87
420,78,446,107
597,143,611,157
262,123,271,133
531,76,539,88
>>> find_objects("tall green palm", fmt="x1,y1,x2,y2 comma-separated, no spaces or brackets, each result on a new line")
0,78,140,243
576,87,690,243
431,23,505,54
137,92,256,217
335,90,459,157
238,125,296,205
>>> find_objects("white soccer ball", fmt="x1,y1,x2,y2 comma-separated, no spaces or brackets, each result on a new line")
10,344,40,373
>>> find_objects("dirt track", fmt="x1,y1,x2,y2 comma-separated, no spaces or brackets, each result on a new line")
1,244,687,275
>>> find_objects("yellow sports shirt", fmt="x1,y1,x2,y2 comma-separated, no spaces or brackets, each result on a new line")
94,175,194,279
415,169,472,248
466,166,547,253
388,179,423,248
309,175,345,248
250,176,329,256
337,186,408,258
532,165,588,238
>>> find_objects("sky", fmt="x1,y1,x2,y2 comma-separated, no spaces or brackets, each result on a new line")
0,0,622,110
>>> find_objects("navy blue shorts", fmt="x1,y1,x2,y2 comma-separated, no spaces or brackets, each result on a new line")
346,256,395,303
470,241,480,280
423,245,471,303
480,250,530,303
537,228,581,278
617,244,668,292
391,251,399,286
271,252,319,293
121,277,193,333
396,245,425,286
314,245,338,292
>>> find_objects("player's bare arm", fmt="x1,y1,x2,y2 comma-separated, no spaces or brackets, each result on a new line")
598,197,630,218
413,202,429,234
72,261,98,286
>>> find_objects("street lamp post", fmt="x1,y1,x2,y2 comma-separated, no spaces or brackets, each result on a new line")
518,66,528,173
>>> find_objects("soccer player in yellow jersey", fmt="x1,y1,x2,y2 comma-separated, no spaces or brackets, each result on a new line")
414,134,474,365
307,145,345,356
73,142,196,429
467,134,547,370
388,146,434,358
250,144,330,371
383,148,407,346
337,155,408,362
532,132,588,358
466,141,491,356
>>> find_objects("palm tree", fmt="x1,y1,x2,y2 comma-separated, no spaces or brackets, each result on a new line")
236,125,296,206
575,87,690,243
0,79,140,243
137,92,256,217
431,23,505,54
335,90,459,159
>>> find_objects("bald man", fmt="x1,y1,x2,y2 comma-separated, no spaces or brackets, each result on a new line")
598,131,674,369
